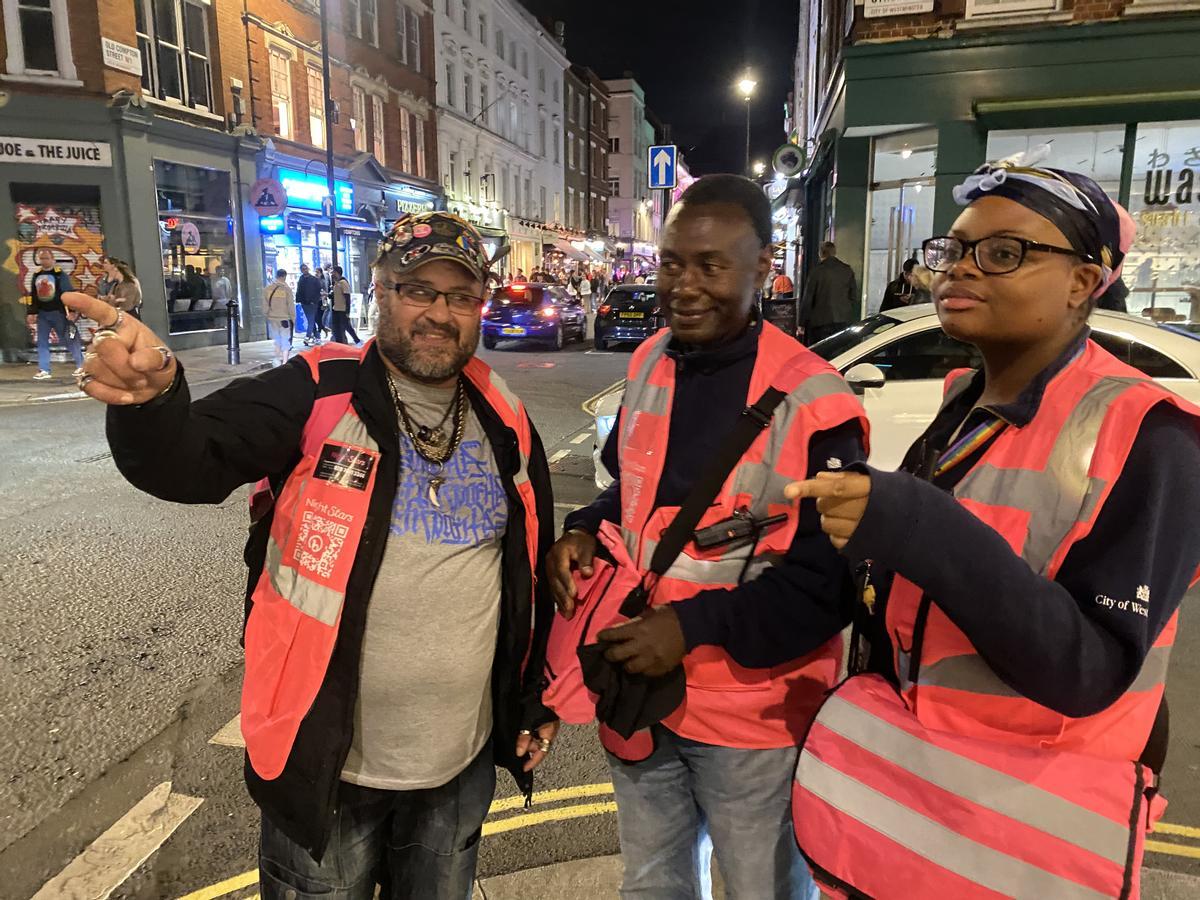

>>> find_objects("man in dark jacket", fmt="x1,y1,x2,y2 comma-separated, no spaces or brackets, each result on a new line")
296,263,324,345
67,212,559,900
801,241,859,344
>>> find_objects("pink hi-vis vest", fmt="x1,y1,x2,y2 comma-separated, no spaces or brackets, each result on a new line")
793,339,1200,900
241,342,541,780
615,321,868,751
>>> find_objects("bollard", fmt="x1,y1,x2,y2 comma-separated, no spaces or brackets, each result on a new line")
226,298,241,365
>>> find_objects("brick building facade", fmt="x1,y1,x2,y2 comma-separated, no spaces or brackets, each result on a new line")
788,0,1200,322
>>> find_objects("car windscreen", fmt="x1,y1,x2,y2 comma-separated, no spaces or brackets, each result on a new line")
492,285,540,305
808,315,901,361
606,289,658,308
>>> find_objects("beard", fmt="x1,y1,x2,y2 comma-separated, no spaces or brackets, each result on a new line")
377,306,480,383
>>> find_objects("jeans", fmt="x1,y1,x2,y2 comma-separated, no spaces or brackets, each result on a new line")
267,319,293,364
331,309,360,345
36,310,84,372
259,747,496,900
302,303,321,341
607,726,818,900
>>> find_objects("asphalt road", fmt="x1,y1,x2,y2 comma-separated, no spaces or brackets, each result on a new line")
4,335,1200,899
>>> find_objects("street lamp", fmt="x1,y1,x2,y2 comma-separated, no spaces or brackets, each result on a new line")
752,160,766,177
736,73,757,174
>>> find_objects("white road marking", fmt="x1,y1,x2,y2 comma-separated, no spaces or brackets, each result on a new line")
570,432,591,445
554,502,583,512
209,714,244,749
32,782,202,900
548,449,572,464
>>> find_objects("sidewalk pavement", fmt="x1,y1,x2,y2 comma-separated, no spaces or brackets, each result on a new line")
471,857,1200,899
0,339,280,405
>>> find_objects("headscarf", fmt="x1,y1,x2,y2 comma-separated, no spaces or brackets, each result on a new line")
953,149,1135,298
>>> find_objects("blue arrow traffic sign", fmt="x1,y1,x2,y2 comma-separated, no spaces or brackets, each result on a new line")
648,144,677,190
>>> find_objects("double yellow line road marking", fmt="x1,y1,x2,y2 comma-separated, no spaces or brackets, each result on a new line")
177,783,619,900
1148,820,1200,861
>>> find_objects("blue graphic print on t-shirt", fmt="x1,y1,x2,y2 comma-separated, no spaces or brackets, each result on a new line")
391,439,508,545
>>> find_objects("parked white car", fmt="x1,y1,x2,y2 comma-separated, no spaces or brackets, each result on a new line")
592,305,1200,486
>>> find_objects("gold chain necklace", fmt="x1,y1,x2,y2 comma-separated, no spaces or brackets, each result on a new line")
387,375,467,507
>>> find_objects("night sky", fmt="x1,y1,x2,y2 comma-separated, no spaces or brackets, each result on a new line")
518,0,801,176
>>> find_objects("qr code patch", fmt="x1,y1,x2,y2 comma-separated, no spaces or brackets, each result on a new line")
294,511,349,579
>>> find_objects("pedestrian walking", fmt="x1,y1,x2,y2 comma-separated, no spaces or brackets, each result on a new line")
800,241,858,344
296,263,324,346
579,269,593,311
788,162,1200,899
264,269,294,366
771,267,795,298
546,175,867,900
330,265,361,345
25,248,84,380
210,261,233,310
64,209,559,900
100,258,143,320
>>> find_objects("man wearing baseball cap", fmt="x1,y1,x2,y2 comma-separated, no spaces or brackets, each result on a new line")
67,211,559,899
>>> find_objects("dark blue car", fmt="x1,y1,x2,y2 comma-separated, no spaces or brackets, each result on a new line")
482,283,587,350
593,285,663,351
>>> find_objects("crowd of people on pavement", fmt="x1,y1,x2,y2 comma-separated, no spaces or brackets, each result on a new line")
61,158,1199,900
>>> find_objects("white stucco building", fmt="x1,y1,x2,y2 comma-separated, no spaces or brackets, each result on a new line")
605,77,661,267
433,0,567,275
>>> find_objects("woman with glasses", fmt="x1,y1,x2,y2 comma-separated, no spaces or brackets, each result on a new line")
785,162,1200,898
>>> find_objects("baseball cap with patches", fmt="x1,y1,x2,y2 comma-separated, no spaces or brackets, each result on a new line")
374,211,505,284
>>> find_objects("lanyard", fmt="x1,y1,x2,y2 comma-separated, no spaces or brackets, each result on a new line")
933,415,1006,479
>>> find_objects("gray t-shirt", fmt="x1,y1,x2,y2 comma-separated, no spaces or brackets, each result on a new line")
340,373,508,790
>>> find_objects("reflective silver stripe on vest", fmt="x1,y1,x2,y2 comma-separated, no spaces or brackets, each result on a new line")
638,533,782,584
802,691,1132,869
917,644,1173,698
797,753,1113,900
619,337,671,447
954,376,1146,574
731,373,858,517
263,412,379,627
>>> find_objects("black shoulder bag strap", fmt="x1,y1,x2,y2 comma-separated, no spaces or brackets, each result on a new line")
618,381,790,618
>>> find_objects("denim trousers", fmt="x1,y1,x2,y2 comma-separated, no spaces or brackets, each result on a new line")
267,319,293,363
36,310,84,372
607,726,818,900
258,747,496,900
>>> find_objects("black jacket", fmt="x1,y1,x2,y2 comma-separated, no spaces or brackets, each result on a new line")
105,345,557,859
801,257,859,327
296,272,324,306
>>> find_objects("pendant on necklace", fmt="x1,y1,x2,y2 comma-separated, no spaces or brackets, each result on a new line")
427,475,447,509
419,426,447,447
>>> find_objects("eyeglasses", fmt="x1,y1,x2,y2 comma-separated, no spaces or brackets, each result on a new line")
922,235,1089,275
381,282,486,315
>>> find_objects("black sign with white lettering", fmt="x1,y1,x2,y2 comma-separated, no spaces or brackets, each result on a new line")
314,443,376,491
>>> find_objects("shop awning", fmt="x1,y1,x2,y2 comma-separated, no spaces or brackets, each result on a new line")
552,239,589,262
287,211,382,233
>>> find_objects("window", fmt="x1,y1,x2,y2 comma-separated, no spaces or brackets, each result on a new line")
524,177,532,217
512,172,520,213
461,0,469,31
539,185,546,218
269,49,293,139
965,0,1060,17
362,0,378,45
552,79,559,102
414,116,426,178
352,86,367,151
479,82,489,126
445,62,456,108
495,28,503,56
539,119,547,158
372,94,386,163
478,13,486,43
131,0,212,109
448,151,459,194
395,5,420,71
400,111,412,172
538,68,545,92
567,187,575,226
508,41,515,68
520,49,528,79
7,0,76,79
567,86,575,123
609,137,620,153
567,138,574,170
861,328,982,381
577,94,586,126
609,177,620,197
307,67,325,147
463,73,473,116
553,125,561,163
348,0,360,36
985,126,1123,201
1090,332,1191,379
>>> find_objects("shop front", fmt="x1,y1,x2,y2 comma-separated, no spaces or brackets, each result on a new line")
507,219,550,279
0,92,264,360
446,199,508,275
806,15,1200,321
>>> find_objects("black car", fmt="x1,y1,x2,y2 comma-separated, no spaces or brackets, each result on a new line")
594,285,663,350
482,283,588,350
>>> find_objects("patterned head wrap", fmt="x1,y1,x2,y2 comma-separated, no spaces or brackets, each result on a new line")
953,149,1135,297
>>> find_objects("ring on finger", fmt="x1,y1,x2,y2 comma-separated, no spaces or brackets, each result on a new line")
150,345,173,372
536,738,552,752
76,373,95,390
94,310,124,336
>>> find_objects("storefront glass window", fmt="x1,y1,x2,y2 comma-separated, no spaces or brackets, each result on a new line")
154,160,238,335
985,125,1125,199
865,129,937,314
1125,120,1200,321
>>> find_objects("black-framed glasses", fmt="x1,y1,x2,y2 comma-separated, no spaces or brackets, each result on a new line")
922,235,1089,275
380,282,486,315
